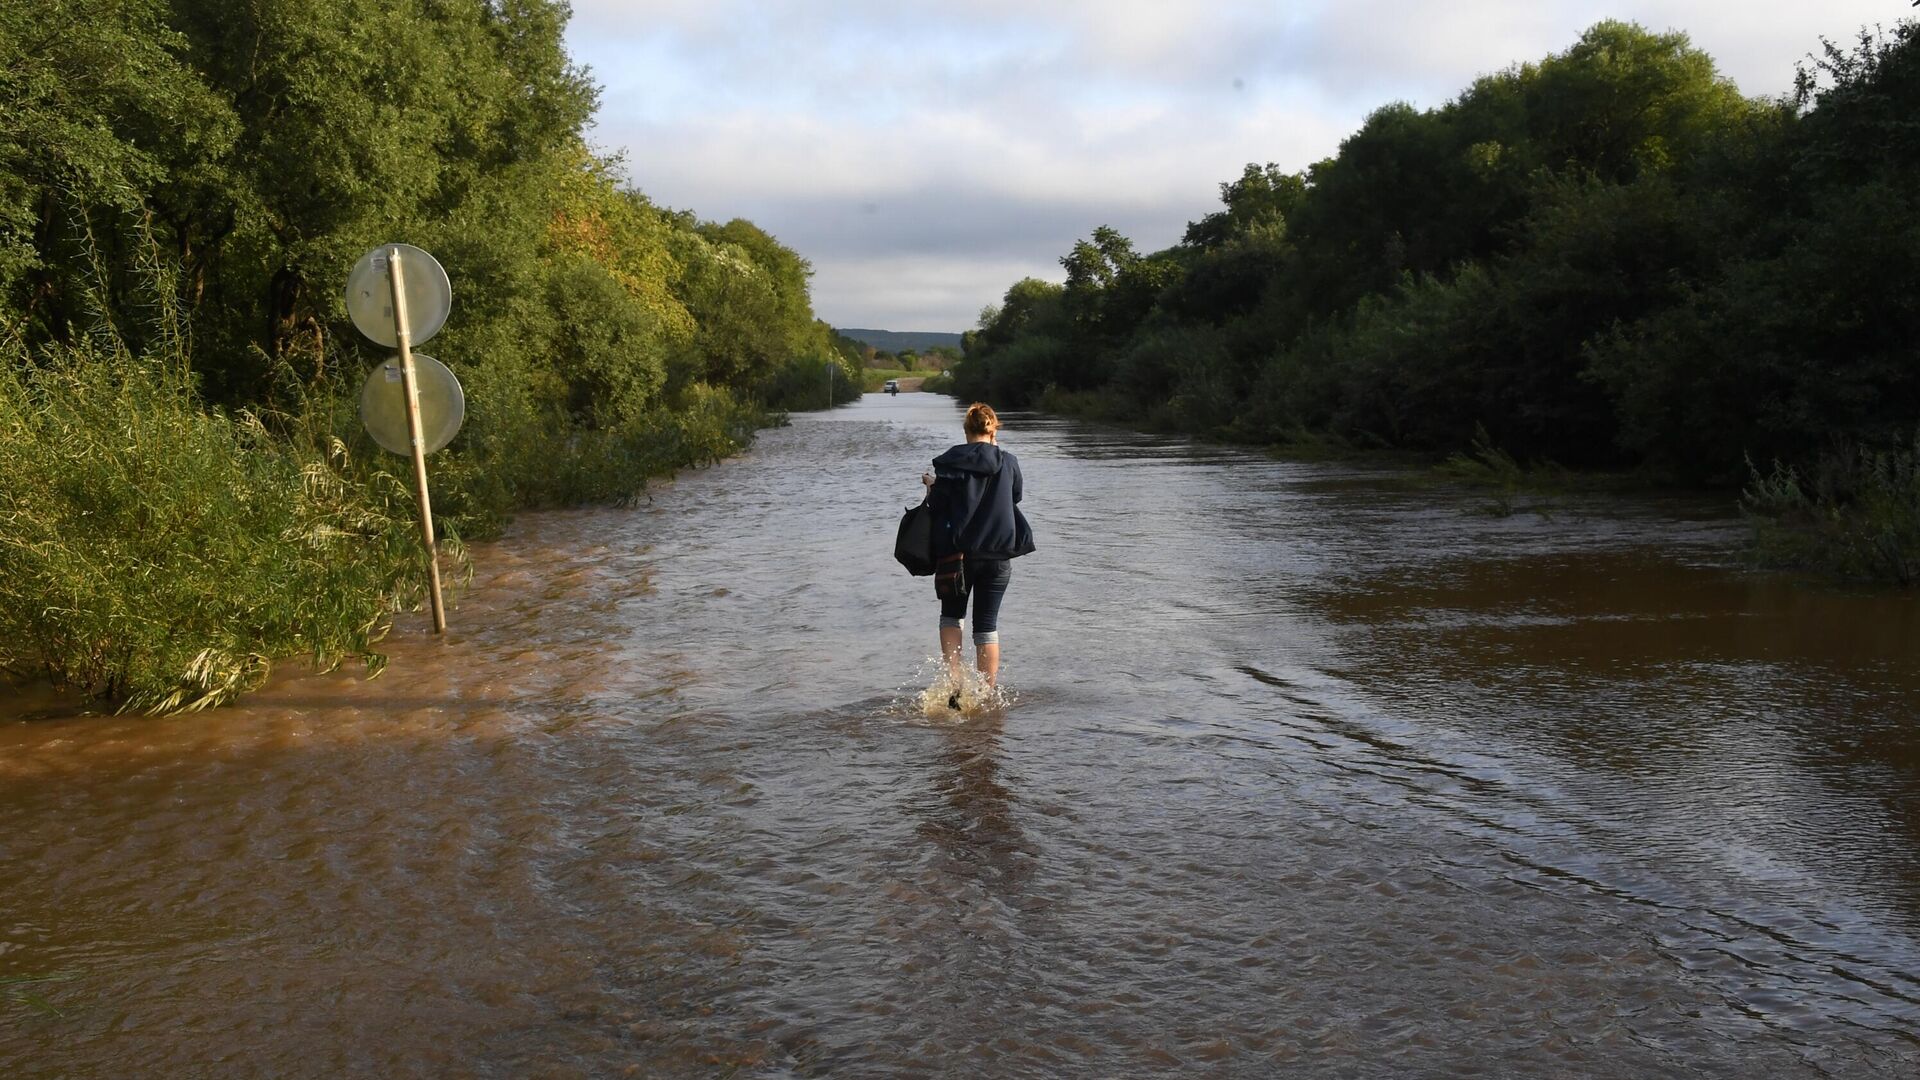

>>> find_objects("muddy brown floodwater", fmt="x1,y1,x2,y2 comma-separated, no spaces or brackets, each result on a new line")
4,393,1919,1077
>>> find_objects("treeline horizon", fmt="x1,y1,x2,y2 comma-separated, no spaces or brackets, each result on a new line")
953,19,1920,486
0,0,862,709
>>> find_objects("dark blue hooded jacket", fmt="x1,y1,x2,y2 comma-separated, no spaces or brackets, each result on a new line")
930,442,1035,560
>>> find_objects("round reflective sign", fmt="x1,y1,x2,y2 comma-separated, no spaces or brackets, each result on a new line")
359,354,465,456
346,244,452,347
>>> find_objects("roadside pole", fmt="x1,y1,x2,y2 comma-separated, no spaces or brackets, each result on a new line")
386,247,448,634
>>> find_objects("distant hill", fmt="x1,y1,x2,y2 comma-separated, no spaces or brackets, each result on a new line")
835,328,964,353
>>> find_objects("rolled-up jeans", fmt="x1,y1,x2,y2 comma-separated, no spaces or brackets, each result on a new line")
938,556,1011,645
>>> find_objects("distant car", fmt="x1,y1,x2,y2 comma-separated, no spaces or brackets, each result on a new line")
883,379,899,395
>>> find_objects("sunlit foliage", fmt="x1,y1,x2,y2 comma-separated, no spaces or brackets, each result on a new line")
0,0,838,706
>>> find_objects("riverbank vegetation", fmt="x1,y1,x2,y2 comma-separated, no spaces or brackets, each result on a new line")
0,0,856,709
1742,436,1920,586
953,19,1920,582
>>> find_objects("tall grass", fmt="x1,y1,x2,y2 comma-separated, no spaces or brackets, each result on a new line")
857,367,917,392
1742,434,1920,585
0,340,436,711
1430,424,1575,518
0,324,773,714
1,972,76,1017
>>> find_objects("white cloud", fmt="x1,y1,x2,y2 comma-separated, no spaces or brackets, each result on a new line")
566,0,1904,329
811,254,1049,331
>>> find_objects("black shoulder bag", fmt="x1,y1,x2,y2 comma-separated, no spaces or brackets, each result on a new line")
894,498,935,576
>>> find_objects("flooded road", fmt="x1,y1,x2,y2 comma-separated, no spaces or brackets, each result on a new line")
4,393,1919,1077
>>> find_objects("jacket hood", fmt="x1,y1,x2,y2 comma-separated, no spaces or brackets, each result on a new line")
931,442,1003,475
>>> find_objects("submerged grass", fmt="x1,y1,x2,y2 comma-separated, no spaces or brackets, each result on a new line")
1742,435,1920,586
1,973,78,1017
1431,425,1574,517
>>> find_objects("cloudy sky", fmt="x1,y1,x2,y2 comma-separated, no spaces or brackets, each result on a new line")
565,1,1904,332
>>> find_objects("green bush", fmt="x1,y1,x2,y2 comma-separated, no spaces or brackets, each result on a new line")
1742,435,1920,585
1112,326,1221,422
758,352,861,411
1034,385,1133,422
544,255,672,428
0,343,434,711
449,377,763,519
952,332,1074,405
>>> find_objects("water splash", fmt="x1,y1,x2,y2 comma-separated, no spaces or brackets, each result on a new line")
904,657,1012,719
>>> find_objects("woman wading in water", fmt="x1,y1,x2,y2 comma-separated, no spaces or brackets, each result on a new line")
921,403,1035,707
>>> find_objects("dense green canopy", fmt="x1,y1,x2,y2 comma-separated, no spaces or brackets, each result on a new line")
0,0,851,443
956,20,1920,484
0,0,859,708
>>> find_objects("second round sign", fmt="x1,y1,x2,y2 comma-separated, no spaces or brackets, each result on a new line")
359,355,466,456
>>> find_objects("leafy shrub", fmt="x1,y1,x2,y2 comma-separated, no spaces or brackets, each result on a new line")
0,343,433,711
1742,435,1920,585
544,255,672,428
757,352,861,411
952,332,1075,405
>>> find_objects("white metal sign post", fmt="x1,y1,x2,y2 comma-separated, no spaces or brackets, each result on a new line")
386,247,447,634
347,242,460,635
